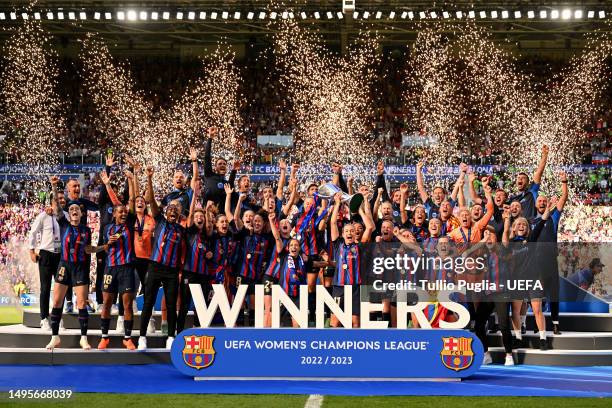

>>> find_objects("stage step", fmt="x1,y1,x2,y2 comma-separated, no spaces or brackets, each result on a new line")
0,324,169,349
0,348,170,365
486,331,612,350
22,309,196,330
523,312,612,332
488,348,612,366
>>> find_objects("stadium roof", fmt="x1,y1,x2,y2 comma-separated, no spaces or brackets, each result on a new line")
0,1,609,57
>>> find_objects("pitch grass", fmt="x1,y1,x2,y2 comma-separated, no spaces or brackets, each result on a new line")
0,394,610,408
0,306,22,326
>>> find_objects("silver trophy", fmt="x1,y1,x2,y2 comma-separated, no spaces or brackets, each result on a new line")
317,183,364,213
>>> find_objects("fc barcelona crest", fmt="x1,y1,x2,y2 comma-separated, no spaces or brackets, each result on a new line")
183,335,216,370
440,337,474,371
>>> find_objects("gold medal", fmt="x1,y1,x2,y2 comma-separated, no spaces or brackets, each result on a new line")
342,264,348,270
247,254,252,259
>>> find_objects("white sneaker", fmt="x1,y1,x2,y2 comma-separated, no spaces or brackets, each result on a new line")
116,316,125,334
137,337,147,351
111,304,119,315
96,303,104,313
79,336,91,350
483,352,493,365
504,355,515,366
166,336,174,349
146,318,156,335
40,318,51,332
46,335,60,350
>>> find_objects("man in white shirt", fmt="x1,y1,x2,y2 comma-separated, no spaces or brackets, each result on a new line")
28,205,61,330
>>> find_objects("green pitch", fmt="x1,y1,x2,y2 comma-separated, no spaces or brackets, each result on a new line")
0,306,22,326
1,394,610,408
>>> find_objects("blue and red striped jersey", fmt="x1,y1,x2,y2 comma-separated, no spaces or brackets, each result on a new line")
292,204,322,257
149,214,186,269
183,226,210,275
272,251,311,297
332,239,362,286
208,231,239,279
104,220,135,267
236,231,272,280
58,218,91,264
265,236,291,279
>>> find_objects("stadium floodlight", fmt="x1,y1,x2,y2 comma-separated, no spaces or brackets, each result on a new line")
282,11,288,19
34,12,41,20
117,11,125,20
430,11,437,19
501,10,508,19
363,11,370,19
127,10,137,21
234,11,240,19
389,11,395,19
188,11,195,20
140,11,148,20
57,12,64,20
105,12,112,20
199,11,206,19
94,12,100,19
479,11,486,19
327,11,333,19
162,11,170,20
211,12,218,19
314,11,320,19
151,11,158,20
514,11,521,18
491,10,498,19
247,12,254,20
574,10,582,19
551,10,559,19
419,11,425,19
408,11,414,19
46,12,54,19
353,11,359,18
21,13,28,20
9,12,16,19
289,12,294,19
561,9,571,19
599,10,606,19
300,11,307,19
79,12,86,20
527,10,534,18
221,11,228,19
539,10,547,19
442,11,449,19
0,13,5,20
270,11,277,19
337,12,344,19
456,11,462,18
176,11,184,19
587,10,594,18
259,12,265,19
68,12,76,20
400,11,407,19
468,10,475,18
374,11,381,19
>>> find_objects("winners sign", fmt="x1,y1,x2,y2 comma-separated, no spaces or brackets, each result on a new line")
171,328,483,380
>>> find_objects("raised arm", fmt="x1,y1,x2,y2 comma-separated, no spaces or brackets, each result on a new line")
268,212,284,253
232,192,246,231
457,176,466,208
145,166,160,218
399,183,409,225
476,183,495,230
467,171,483,205
100,170,121,206
187,182,200,227
189,147,199,191
450,163,467,202
223,183,235,225
360,198,375,243
282,178,298,216
416,160,429,203
375,160,391,202
49,176,62,219
557,171,568,211
533,145,549,185
501,210,511,246
203,130,214,177
330,192,342,242
372,187,383,222
205,201,214,237
124,170,136,214
276,159,287,200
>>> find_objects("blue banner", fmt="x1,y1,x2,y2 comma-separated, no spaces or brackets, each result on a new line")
171,328,483,380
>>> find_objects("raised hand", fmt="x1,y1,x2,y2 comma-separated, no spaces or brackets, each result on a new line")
189,147,198,162
559,171,568,183
278,159,287,171
268,212,276,222
123,169,134,180
223,183,233,195
542,145,549,155
49,175,60,186
377,160,384,175
416,160,424,171
459,163,468,173
400,183,409,195
100,170,111,185
145,166,154,179
232,160,241,171
207,127,218,139
105,152,114,167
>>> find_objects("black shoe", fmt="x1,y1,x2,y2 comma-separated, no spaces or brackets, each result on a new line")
488,324,499,334
539,339,547,351
534,328,539,334
512,338,524,349
521,324,526,335
242,310,250,327
553,324,561,335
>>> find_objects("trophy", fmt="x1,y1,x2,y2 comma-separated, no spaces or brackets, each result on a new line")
317,183,364,213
